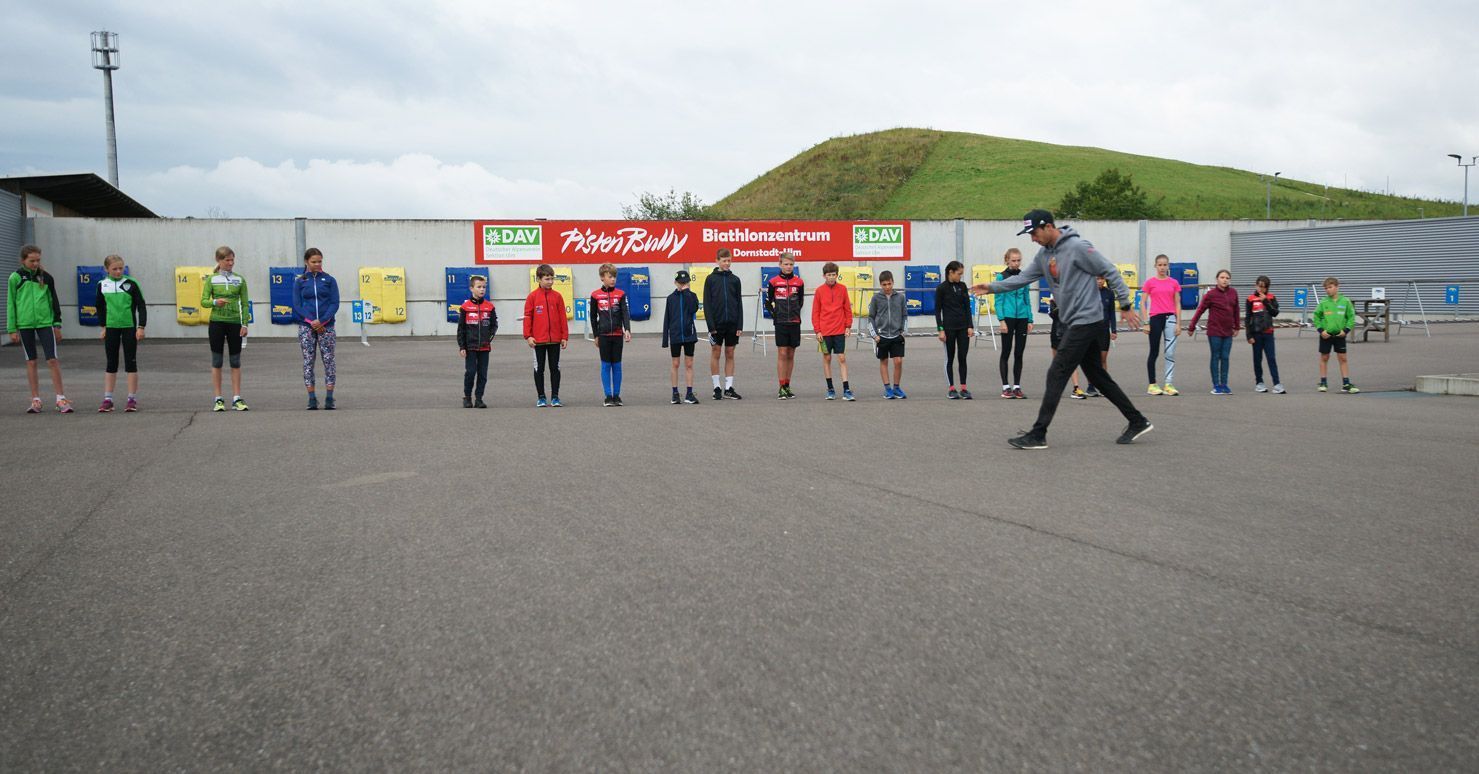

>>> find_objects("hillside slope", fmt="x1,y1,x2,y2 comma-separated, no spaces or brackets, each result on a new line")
710,129,1458,220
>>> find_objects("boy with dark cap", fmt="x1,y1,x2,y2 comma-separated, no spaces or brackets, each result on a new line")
662,269,701,404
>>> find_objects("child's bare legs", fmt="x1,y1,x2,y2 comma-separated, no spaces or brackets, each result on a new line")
1319,353,1329,380
1336,352,1350,379
683,355,694,387
878,356,889,385
709,343,721,380
25,360,40,399
670,357,680,388
231,367,242,397
777,347,796,383
212,366,223,396
838,353,849,383
126,371,139,395
821,352,833,380
105,371,117,395
46,359,64,397
892,357,904,384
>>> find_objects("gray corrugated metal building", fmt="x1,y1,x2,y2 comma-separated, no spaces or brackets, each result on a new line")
0,189,24,321
1231,217,1479,317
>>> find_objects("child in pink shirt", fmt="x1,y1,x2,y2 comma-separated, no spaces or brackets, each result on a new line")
1139,254,1182,395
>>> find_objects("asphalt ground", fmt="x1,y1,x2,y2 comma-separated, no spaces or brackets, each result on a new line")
2,324,1478,771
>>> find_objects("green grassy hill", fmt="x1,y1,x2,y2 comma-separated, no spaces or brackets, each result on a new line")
710,128,1459,220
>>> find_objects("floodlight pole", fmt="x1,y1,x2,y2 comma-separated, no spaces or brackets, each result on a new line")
91,31,121,188
1265,171,1281,220
1450,154,1475,216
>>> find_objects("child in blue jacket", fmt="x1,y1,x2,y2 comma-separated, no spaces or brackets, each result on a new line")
662,270,701,404
291,248,341,409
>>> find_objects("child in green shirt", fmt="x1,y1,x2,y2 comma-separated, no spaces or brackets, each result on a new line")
1312,276,1358,393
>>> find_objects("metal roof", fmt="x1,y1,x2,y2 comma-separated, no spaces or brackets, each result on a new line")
0,172,157,218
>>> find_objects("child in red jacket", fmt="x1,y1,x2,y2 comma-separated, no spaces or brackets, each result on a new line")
457,275,497,408
523,264,570,407
811,262,854,401
1187,269,1241,395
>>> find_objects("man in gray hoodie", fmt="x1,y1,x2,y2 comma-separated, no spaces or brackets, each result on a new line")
973,209,1152,449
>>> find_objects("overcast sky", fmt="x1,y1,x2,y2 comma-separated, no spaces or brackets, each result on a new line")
3,0,1476,218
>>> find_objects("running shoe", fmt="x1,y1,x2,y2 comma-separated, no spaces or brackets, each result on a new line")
1255,382,1268,393
1162,384,1179,396
474,398,487,409
674,393,683,405
613,395,624,406
1116,420,1154,445
959,388,973,400
713,387,723,401
947,388,959,400
463,396,473,408
232,398,250,411
603,396,614,407
538,397,549,408
57,399,74,414
1001,387,1013,399
1012,387,1025,399
894,387,908,399
1272,384,1286,394
826,389,836,401
724,387,743,400
99,398,115,413
324,395,335,411
778,387,787,401
307,394,319,410
27,398,43,414
781,386,795,400
682,392,698,405
1318,382,1328,392
1341,383,1360,394
551,396,564,407
842,388,855,401
1070,387,1087,400
885,386,897,399
1007,431,1048,450
125,397,138,412
1083,387,1100,398
215,398,228,412
1147,384,1163,396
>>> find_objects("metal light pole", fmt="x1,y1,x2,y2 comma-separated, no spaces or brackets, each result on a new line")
91,31,121,188
1450,154,1475,216
1265,171,1281,220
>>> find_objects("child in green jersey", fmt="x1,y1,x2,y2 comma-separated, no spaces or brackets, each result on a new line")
94,254,146,412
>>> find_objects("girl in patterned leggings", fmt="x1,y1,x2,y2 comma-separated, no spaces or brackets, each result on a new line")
292,248,340,410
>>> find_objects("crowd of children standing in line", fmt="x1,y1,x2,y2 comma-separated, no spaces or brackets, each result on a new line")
5,242,1362,414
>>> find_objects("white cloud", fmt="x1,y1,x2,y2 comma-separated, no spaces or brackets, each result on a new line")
133,155,623,218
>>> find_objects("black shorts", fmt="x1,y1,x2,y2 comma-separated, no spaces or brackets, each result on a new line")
1095,327,1112,351
774,323,801,349
17,328,58,362
669,341,696,358
820,334,847,355
709,324,739,348
875,336,905,360
1318,334,1348,354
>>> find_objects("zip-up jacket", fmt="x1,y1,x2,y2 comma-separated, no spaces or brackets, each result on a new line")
702,269,743,329
1189,285,1241,337
935,280,972,331
202,271,251,325
1099,285,1118,334
993,269,1033,320
661,288,700,348
1246,292,1280,335
867,290,909,339
765,272,805,324
589,286,631,337
95,276,147,329
522,287,569,344
6,268,62,332
292,271,339,328
1313,294,1355,335
984,226,1131,328
811,282,853,336
457,297,497,351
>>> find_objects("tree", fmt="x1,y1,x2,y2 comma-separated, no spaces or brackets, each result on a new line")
1056,169,1167,219
621,189,713,220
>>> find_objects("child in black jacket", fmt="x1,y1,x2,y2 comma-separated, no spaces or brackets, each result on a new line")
662,270,701,404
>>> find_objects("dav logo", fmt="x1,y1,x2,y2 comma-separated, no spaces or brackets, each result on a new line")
483,225,544,261
852,224,904,258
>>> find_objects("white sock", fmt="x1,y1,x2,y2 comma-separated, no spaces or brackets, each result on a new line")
233,395,242,401
1012,385,1019,390
725,376,734,389
56,394,66,402
712,375,721,388
1003,384,1010,391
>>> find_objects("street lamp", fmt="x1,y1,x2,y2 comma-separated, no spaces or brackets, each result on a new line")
1449,154,1476,217
1265,171,1281,220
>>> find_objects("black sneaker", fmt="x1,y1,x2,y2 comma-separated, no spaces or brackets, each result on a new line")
959,389,973,400
724,387,743,400
713,387,723,401
1008,432,1048,450
672,393,682,405
463,396,473,408
683,392,699,404
1116,420,1153,444
603,396,614,407
613,395,624,406
474,398,488,409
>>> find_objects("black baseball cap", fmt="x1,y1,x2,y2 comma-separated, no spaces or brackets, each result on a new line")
675,270,691,283
1016,209,1055,235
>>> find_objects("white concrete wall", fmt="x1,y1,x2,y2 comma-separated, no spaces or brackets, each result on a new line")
25,216,1359,339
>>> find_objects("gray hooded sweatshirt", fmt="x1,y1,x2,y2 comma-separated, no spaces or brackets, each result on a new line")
985,226,1129,327
867,290,909,339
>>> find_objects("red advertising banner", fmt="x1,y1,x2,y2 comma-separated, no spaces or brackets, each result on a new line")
473,220,910,265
